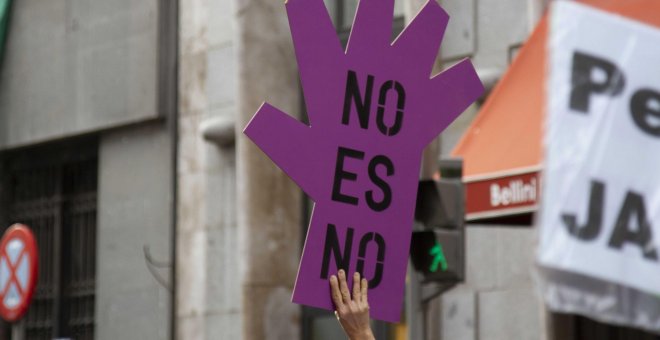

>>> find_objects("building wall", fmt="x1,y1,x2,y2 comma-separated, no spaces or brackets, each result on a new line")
177,0,305,337
439,0,542,156
0,0,161,149
0,0,176,338
234,0,302,337
177,0,242,338
174,0,548,339
439,226,547,340
433,1,549,339
96,122,173,340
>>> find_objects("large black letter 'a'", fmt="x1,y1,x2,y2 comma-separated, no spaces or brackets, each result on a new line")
608,191,658,261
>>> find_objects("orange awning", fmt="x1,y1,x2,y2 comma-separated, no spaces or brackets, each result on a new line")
451,0,660,220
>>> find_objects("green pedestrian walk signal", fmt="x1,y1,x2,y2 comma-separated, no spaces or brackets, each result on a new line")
410,229,462,282
429,242,448,273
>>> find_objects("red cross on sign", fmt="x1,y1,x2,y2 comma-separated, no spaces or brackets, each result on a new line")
0,224,38,322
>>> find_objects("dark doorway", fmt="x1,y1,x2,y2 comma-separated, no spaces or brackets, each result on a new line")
553,313,660,340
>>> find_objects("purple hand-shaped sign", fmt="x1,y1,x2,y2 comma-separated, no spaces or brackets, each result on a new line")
244,0,483,322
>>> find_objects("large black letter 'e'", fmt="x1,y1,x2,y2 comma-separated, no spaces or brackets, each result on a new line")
332,147,364,205
630,89,660,138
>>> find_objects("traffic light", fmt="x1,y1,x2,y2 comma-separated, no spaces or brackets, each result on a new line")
410,228,463,283
410,159,465,284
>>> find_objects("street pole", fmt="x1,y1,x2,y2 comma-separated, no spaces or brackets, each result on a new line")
406,263,424,340
11,320,24,340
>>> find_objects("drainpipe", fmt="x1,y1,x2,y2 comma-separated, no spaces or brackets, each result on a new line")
158,0,179,338
0,0,12,66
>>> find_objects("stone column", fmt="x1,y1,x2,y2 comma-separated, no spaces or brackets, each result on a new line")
235,1,302,339
527,0,547,31
178,0,243,338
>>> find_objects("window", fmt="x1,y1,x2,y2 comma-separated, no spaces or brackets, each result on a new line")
324,0,406,47
1,138,98,340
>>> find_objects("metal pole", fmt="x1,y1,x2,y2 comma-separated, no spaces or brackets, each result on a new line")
407,265,424,340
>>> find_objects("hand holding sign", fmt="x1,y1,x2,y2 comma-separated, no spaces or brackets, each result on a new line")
330,270,374,340
244,0,483,321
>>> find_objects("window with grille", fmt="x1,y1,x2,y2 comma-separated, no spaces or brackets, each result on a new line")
1,138,98,340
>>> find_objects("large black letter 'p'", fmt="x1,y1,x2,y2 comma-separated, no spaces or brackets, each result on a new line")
570,51,625,113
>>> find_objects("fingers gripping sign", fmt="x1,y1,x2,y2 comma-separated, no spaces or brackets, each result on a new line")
330,271,374,340
352,271,362,303
339,271,352,304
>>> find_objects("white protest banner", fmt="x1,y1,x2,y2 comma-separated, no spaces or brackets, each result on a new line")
538,1,660,297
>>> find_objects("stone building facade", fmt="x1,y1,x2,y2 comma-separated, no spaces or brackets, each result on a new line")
176,0,550,339
0,0,176,339
0,0,557,339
